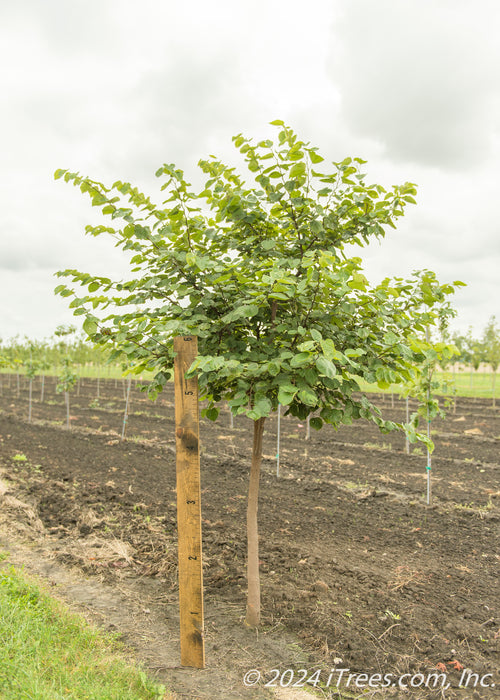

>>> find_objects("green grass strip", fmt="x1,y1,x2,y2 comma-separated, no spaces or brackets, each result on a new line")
0,554,169,700
358,371,500,401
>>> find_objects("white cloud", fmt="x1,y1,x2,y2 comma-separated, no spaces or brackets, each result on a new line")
329,0,500,168
0,0,498,342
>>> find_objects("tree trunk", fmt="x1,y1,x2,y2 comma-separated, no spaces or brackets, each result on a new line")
245,416,266,628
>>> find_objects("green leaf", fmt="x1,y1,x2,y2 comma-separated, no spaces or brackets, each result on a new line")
289,162,306,179
221,304,260,324
83,317,98,337
383,330,399,345
320,338,336,361
320,407,343,425
308,151,324,164
309,416,323,430
344,348,365,358
203,406,219,421
277,386,297,405
290,352,311,368
267,361,280,376
315,356,337,378
310,220,323,235
91,192,107,207
254,397,272,416
348,272,368,291
297,340,316,352
298,388,317,406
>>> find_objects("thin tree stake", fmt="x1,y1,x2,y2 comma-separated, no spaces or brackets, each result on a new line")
426,418,432,505
405,397,410,455
65,391,70,430
276,403,281,477
121,376,132,441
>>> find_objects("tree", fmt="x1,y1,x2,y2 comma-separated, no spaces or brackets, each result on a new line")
451,330,471,388
402,321,458,504
53,325,77,368
56,358,78,429
54,122,463,627
482,316,500,407
436,308,457,411
24,355,41,424
0,353,14,396
466,327,483,373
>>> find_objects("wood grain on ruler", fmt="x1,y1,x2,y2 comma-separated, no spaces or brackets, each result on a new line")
174,335,205,668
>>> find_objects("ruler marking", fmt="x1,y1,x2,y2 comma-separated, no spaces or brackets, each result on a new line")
174,335,205,669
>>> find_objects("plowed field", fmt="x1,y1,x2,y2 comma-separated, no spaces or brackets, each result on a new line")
0,375,498,699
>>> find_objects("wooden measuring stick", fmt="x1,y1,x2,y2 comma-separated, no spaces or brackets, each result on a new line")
173,335,205,668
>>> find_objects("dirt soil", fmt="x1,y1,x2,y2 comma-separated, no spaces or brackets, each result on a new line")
0,375,499,699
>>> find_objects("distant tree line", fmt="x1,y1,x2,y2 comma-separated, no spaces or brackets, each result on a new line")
0,325,115,375
451,316,500,374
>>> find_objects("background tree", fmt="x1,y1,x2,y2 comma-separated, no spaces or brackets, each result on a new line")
464,326,484,394
4,337,26,397
436,308,457,411
53,325,77,369
402,312,458,504
55,123,463,627
0,353,14,396
56,357,78,429
24,351,42,424
482,315,500,407
451,331,470,368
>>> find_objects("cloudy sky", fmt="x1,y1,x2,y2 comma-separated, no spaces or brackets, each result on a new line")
1,0,499,344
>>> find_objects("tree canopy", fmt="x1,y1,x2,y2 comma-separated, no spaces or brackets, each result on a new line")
54,122,463,439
